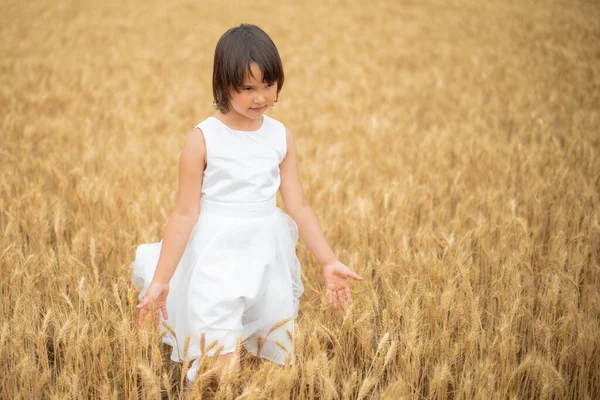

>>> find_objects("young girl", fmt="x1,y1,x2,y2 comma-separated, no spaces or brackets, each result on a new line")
132,23,363,382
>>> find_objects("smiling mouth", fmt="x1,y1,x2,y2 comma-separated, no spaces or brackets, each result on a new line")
250,106,265,111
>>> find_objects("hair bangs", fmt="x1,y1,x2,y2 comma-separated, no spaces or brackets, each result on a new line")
247,45,283,86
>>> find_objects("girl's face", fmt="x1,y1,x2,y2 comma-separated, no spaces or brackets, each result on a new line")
227,62,278,121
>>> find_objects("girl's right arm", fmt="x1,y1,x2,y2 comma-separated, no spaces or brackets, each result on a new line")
136,127,206,325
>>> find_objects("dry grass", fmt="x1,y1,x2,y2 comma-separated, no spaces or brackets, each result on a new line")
1,0,600,398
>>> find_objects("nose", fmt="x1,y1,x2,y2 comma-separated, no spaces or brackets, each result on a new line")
253,92,266,105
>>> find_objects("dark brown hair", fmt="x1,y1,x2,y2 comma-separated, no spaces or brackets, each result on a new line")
212,24,285,113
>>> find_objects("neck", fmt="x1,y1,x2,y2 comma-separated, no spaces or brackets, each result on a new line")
215,111,264,131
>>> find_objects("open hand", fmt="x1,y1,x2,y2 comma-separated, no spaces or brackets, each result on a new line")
136,281,169,326
322,260,363,310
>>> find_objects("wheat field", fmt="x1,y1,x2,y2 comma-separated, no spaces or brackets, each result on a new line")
1,0,599,398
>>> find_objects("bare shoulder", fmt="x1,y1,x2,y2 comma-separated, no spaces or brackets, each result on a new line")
284,125,294,139
281,125,299,168
180,126,207,169
187,126,207,150
284,126,297,151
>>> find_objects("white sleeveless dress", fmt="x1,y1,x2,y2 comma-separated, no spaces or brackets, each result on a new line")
131,115,304,381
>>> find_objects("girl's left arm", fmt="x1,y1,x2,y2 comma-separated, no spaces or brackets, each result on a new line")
279,127,363,310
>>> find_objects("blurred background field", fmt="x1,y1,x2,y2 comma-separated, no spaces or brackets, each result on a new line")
1,0,599,398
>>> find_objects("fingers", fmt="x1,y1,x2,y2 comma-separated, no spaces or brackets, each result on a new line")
328,289,350,310
154,307,161,327
337,289,353,310
345,287,353,305
345,269,364,281
136,297,168,326
324,264,364,311
335,290,345,310
332,289,339,310
331,263,363,281
136,298,148,325
137,306,148,326
136,297,148,309
326,283,356,311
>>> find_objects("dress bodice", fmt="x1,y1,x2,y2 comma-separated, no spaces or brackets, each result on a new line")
194,115,287,204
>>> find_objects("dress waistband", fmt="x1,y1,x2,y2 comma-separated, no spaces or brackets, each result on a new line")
200,197,277,217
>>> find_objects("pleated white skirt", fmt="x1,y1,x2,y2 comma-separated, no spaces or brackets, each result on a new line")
132,196,303,380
